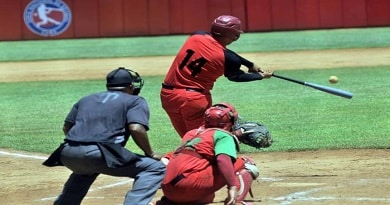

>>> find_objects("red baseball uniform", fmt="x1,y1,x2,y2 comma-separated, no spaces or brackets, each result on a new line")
161,127,246,204
160,32,263,137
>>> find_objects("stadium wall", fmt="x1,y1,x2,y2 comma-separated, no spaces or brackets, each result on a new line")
0,0,389,41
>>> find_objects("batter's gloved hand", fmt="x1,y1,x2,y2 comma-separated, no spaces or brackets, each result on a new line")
233,122,273,149
248,64,261,73
259,69,273,79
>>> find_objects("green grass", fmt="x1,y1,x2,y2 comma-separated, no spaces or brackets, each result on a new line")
0,27,389,155
1,67,389,154
1,27,390,62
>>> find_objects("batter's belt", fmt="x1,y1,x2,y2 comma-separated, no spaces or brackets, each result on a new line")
162,83,204,93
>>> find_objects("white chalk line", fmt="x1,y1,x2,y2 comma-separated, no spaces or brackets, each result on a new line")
40,179,133,201
0,150,133,202
271,180,390,204
0,150,47,160
260,177,283,182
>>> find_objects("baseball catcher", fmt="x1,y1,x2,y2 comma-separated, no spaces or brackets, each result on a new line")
155,103,261,205
233,122,273,149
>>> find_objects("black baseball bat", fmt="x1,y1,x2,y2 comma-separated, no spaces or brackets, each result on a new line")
272,73,353,99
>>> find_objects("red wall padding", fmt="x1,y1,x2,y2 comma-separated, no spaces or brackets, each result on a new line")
73,0,99,38
246,0,272,31
271,0,297,30
296,0,321,29
99,0,123,36
366,0,390,26
342,0,367,27
0,1,22,40
168,0,184,34
208,0,233,18
0,0,389,41
181,0,209,33
148,0,170,35
319,0,344,28
123,0,148,36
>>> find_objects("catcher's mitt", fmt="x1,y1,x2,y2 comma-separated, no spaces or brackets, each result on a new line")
233,122,273,149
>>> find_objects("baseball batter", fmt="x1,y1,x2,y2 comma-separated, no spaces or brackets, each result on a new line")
43,67,166,205
160,15,274,137
155,103,260,205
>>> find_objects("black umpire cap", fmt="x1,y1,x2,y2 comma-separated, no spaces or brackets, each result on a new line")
106,67,144,95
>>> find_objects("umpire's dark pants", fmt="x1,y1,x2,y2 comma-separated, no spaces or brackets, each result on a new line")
54,143,165,205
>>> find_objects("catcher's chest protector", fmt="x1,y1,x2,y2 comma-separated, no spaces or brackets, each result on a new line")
235,169,254,202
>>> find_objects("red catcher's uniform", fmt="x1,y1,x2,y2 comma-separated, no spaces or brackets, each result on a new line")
160,32,262,137
161,128,246,204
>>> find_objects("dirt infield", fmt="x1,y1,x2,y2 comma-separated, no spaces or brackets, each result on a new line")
0,48,389,82
1,149,389,205
1,48,389,205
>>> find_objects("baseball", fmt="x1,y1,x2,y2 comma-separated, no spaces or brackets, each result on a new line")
328,76,338,84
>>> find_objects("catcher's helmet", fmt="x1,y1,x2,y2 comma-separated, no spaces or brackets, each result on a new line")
211,15,243,41
204,102,239,131
106,67,144,95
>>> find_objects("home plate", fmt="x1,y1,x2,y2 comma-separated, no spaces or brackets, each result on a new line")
271,182,325,187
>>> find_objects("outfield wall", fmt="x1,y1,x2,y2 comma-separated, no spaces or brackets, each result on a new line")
0,0,389,41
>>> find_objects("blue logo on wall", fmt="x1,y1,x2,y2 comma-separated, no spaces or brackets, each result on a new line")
24,0,72,37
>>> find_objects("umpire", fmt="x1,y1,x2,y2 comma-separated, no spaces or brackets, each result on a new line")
43,67,166,205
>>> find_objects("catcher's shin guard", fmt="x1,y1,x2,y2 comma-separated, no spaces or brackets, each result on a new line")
235,169,254,202
235,157,260,203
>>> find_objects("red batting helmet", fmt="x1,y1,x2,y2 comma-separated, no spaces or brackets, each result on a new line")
204,102,239,131
211,15,243,40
